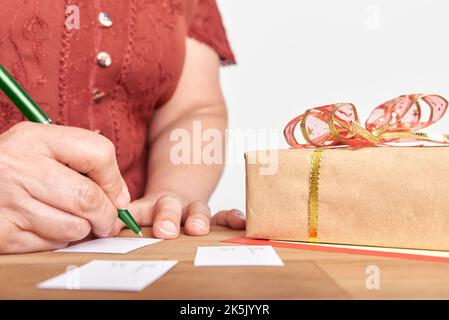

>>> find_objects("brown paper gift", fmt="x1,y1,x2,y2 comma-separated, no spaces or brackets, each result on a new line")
245,146,449,250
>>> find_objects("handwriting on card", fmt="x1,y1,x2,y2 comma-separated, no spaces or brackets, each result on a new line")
194,246,284,267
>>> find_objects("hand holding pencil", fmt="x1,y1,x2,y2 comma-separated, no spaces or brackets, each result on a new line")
0,64,141,253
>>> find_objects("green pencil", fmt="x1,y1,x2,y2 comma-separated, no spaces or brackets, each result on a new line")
0,64,142,237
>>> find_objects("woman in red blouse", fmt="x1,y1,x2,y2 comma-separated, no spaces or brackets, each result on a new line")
0,0,245,253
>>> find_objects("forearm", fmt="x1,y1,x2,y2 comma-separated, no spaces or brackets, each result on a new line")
145,103,227,203
116,39,245,237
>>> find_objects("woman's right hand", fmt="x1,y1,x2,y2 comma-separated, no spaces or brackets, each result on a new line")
0,122,130,254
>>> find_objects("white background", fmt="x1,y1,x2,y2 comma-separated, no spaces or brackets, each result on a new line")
209,0,449,213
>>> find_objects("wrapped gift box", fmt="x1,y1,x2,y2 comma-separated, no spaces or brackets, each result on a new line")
245,146,449,250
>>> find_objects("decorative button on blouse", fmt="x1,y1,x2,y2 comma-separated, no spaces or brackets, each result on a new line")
98,12,113,28
96,51,112,67
92,89,106,103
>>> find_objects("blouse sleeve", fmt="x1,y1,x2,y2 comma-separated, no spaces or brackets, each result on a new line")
187,0,236,65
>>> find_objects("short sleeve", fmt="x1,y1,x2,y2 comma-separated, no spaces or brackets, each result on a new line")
188,0,236,65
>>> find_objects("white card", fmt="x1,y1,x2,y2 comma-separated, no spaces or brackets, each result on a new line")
38,260,178,292
194,246,284,266
55,237,162,254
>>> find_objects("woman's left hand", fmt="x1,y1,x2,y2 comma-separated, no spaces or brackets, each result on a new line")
109,191,246,239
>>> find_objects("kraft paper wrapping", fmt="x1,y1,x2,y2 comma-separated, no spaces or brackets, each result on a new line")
245,146,449,250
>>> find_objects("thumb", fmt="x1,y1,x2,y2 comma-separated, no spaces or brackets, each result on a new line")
45,126,131,209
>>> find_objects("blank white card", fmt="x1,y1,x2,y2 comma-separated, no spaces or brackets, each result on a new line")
55,237,162,254
38,260,178,292
194,246,284,266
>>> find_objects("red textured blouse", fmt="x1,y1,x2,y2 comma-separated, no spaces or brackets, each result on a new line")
0,0,235,200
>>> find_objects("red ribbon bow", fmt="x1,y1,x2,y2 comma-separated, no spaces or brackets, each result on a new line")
283,94,449,148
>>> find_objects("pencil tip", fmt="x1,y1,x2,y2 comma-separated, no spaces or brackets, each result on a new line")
138,231,143,237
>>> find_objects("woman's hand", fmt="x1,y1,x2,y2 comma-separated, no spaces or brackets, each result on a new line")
109,190,245,239
0,122,130,254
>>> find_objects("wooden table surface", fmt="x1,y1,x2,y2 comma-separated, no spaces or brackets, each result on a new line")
1,225,449,299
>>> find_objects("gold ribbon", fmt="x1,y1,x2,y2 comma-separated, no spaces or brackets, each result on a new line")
308,149,323,242
284,94,449,148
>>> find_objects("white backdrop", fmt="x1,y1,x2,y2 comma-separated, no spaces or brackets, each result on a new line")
209,0,449,214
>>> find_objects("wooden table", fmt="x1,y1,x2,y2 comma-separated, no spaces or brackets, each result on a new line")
1,226,449,299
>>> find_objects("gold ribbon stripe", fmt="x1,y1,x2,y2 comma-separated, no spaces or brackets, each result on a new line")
308,149,323,242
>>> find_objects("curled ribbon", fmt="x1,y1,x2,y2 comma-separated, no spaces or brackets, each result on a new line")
283,94,449,148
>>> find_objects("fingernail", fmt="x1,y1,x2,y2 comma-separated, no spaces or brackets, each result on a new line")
157,221,177,236
235,210,246,221
192,219,207,232
116,185,131,209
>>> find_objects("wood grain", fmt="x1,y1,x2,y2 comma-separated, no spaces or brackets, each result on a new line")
0,226,448,299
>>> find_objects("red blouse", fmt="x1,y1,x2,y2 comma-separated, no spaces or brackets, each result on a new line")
0,0,235,200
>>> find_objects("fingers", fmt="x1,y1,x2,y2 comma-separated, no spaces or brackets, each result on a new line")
152,196,183,239
184,201,211,236
108,197,157,236
20,199,91,242
11,233,68,254
0,225,67,254
24,158,118,237
42,124,130,209
212,209,246,230
106,191,245,240
125,197,157,226
108,193,183,237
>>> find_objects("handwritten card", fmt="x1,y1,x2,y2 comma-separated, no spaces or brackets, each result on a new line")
55,238,162,254
38,260,178,292
194,246,284,266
